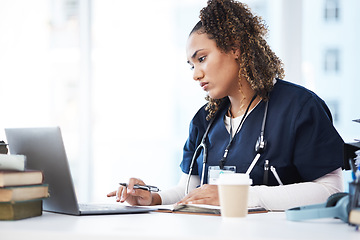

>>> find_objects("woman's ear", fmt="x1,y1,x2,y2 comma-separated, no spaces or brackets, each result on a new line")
233,48,241,60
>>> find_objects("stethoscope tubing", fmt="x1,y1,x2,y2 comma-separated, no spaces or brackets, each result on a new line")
185,114,217,195
185,98,269,195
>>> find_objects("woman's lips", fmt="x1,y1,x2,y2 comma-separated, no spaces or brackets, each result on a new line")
200,82,209,91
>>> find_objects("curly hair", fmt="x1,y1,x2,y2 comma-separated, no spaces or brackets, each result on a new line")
190,0,285,120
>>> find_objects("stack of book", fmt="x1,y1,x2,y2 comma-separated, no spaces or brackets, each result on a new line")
0,153,49,220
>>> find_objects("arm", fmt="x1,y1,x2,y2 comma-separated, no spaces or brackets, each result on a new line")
158,173,200,205
177,168,344,209
248,167,344,211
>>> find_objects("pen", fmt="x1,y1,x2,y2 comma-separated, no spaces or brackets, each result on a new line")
119,183,160,192
356,166,360,183
263,160,269,185
270,166,283,186
245,153,261,175
349,158,357,181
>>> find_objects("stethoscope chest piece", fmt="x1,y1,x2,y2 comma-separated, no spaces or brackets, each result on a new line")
255,135,267,154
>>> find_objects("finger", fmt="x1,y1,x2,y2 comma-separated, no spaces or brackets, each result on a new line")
178,185,217,205
116,185,127,202
177,189,199,205
185,198,207,205
131,188,151,198
127,177,145,193
180,194,202,204
184,185,219,205
120,178,146,203
107,191,116,197
176,195,190,205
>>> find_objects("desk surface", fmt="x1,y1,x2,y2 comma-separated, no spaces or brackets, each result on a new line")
0,211,358,240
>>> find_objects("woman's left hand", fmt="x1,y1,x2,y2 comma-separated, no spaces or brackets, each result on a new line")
177,184,219,206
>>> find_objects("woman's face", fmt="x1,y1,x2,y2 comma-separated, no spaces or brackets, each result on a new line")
186,32,240,99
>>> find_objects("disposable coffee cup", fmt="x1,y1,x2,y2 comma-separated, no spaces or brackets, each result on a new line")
217,173,252,218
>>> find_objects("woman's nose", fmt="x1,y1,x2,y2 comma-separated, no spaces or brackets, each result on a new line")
193,67,204,81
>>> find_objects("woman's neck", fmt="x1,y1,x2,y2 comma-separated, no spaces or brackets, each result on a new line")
228,89,259,118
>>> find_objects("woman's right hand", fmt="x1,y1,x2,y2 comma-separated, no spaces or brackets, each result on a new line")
107,178,157,206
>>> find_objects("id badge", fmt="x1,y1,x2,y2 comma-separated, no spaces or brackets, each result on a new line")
208,166,236,184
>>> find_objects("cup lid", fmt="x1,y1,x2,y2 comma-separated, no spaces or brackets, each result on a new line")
217,173,253,185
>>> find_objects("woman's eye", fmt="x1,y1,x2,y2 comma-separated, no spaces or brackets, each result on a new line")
198,56,206,62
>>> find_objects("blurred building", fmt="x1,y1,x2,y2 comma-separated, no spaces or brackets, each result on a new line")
244,0,359,142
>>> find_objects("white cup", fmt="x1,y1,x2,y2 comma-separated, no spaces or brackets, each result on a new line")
217,173,252,218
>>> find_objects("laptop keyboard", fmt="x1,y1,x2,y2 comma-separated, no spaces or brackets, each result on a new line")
79,203,125,211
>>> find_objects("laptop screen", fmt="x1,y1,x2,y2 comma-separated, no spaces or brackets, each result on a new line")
5,127,80,214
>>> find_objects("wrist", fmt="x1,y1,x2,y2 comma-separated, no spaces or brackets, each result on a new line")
150,193,162,205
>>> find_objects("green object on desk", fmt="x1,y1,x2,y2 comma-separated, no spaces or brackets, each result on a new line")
0,199,43,221
0,141,8,154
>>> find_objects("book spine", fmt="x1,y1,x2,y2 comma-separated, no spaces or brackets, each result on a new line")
349,209,360,225
0,154,26,171
0,199,43,220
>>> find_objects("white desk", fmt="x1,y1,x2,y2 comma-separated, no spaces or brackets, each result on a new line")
0,211,358,240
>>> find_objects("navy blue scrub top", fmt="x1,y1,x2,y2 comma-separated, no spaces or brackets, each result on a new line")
180,79,344,186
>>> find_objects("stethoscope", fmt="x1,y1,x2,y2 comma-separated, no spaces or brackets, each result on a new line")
185,94,269,194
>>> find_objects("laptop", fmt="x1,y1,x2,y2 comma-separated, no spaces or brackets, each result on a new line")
5,126,155,215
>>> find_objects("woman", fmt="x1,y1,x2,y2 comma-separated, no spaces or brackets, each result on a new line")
107,0,344,210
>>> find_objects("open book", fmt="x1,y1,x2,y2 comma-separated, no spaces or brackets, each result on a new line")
155,204,267,216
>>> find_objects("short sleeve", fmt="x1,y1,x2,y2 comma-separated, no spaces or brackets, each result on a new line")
292,96,344,181
180,106,208,175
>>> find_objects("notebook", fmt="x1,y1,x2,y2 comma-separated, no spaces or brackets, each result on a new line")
5,127,155,215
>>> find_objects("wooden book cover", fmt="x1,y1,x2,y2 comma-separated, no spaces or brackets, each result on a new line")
0,199,43,220
0,170,44,187
0,184,49,202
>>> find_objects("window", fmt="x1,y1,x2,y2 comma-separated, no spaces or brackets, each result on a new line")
324,0,340,21
64,0,79,20
1,0,357,202
324,48,340,73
